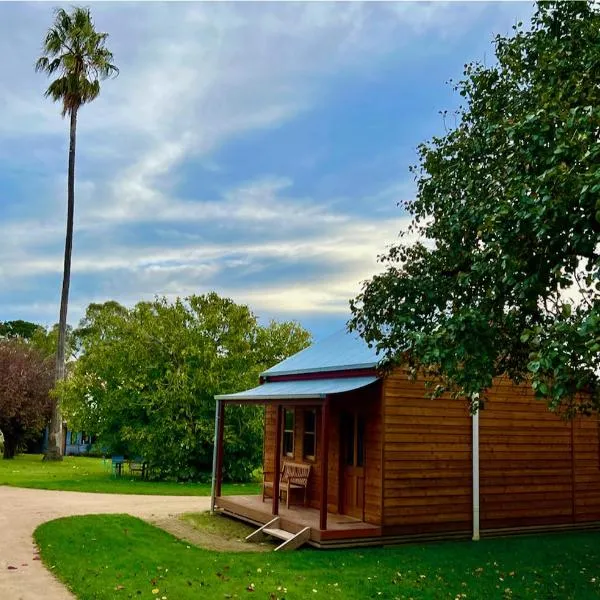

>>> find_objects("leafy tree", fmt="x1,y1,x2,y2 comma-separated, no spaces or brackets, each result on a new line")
36,7,118,460
30,324,77,361
350,2,600,415
0,320,44,340
58,294,311,481
0,340,53,459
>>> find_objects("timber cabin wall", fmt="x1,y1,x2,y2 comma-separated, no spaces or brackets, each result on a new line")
382,368,600,536
262,382,384,526
381,370,472,536
480,377,600,529
263,404,329,511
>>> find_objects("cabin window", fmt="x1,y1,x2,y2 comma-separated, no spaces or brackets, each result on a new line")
283,408,295,457
303,409,316,460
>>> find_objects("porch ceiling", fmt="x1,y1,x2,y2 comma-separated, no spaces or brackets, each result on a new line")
215,376,379,402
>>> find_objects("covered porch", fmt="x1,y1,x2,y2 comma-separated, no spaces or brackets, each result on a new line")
216,494,381,546
211,375,383,546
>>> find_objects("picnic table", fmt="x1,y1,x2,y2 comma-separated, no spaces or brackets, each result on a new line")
111,455,125,476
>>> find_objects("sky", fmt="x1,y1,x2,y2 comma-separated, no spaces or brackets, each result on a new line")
0,1,534,341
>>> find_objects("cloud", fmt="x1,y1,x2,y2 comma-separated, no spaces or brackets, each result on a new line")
0,2,533,334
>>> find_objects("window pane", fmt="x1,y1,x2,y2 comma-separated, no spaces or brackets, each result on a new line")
285,409,294,431
284,431,294,455
341,412,354,466
283,409,295,456
304,409,316,434
303,433,315,458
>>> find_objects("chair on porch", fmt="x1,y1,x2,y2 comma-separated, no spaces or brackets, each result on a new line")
262,462,311,509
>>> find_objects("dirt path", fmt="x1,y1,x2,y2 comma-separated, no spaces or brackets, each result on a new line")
152,517,270,553
0,485,211,600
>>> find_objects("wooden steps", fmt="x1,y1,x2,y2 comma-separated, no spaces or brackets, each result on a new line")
246,517,311,551
263,527,294,541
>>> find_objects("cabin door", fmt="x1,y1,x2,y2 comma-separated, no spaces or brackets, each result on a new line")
340,411,365,519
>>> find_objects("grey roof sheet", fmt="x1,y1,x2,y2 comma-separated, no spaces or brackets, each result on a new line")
215,376,379,401
261,328,380,377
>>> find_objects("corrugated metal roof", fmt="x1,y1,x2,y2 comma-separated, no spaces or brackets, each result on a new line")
215,376,379,401
261,328,380,377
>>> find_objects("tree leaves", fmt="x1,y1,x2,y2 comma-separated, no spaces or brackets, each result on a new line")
350,1,600,414
0,340,53,459
57,294,311,480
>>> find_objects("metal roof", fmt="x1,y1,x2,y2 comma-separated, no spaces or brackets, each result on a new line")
261,328,380,377
215,376,379,401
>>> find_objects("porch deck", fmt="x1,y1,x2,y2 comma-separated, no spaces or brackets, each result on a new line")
216,495,382,547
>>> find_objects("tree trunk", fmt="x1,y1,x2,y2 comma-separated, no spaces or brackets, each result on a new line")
2,433,18,460
45,108,78,462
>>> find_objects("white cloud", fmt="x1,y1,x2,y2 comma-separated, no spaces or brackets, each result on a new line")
0,2,531,329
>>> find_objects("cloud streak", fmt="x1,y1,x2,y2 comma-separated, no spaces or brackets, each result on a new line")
0,2,533,336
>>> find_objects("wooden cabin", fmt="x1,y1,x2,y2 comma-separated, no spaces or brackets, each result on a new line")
212,329,600,548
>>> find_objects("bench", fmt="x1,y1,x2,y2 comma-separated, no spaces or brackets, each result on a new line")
128,458,148,479
262,462,311,508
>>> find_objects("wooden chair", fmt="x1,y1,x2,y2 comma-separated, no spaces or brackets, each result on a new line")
262,462,311,508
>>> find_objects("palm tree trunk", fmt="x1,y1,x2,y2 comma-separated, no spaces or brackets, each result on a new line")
45,108,77,461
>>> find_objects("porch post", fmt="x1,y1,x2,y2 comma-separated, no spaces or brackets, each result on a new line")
273,403,282,516
320,395,330,530
215,399,225,498
210,398,221,512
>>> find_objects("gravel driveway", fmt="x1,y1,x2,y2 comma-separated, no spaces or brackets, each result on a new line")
0,486,210,599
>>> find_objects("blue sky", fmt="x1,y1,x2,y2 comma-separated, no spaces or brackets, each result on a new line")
0,1,534,340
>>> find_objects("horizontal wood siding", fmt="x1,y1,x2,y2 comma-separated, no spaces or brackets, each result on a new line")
262,382,383,526
263,404,323,509
572,411,600,522
481,378,600,529
382,370,600,536
382,371,472,535
481,378,572,528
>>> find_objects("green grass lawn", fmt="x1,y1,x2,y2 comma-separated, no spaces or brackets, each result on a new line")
0,454,260,496
35,514,600,600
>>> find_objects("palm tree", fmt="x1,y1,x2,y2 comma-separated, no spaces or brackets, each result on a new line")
36,7,118,460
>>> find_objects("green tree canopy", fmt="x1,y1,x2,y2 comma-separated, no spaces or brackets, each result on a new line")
350,1,600,415
0,320,44,340
58,294,311,481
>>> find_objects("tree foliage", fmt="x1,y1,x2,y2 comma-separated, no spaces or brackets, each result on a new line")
350,2,600,414
0,340,53,459
0,320,44,340
36,7,118,117
58,294,311,481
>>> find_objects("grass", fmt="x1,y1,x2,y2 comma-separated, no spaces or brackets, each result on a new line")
0,454,260,496
35,514,600,600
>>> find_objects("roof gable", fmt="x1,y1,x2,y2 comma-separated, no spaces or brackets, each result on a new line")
262,328,380,377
